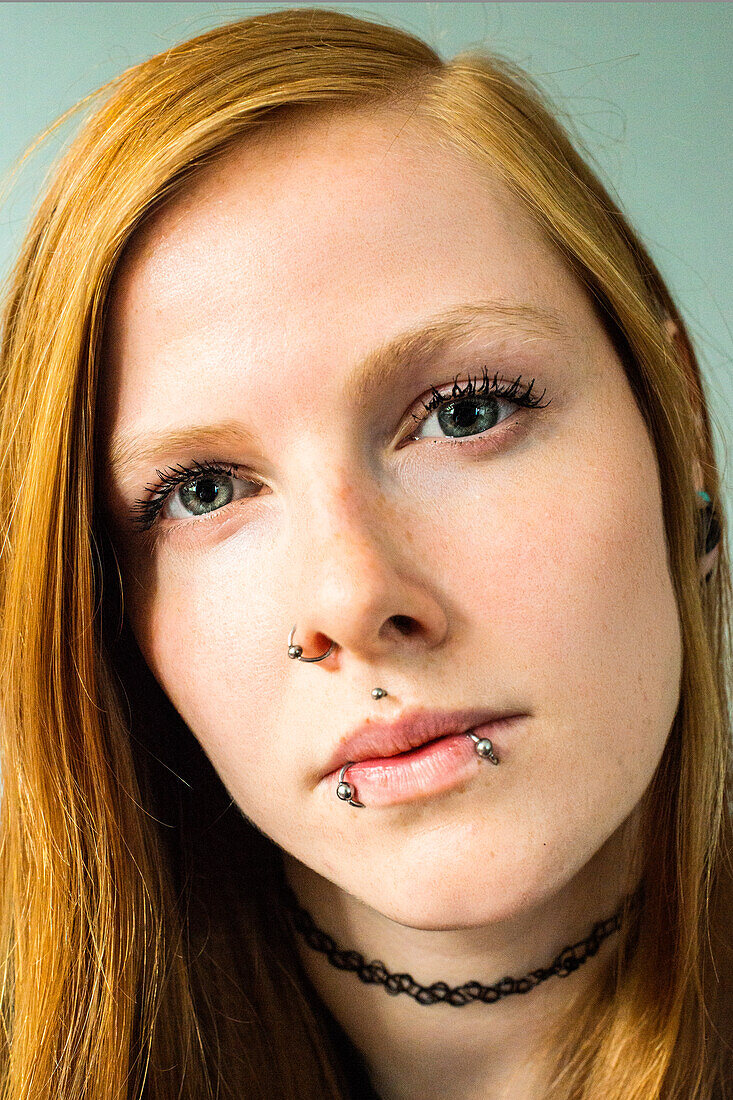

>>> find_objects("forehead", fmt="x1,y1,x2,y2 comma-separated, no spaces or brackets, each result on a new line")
99,106,599,445
105,105,588,329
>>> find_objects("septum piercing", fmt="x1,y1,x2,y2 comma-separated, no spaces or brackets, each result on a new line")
336,730,499,807
287,624,336,662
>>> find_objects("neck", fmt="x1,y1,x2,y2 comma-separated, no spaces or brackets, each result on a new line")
279,814,642,1100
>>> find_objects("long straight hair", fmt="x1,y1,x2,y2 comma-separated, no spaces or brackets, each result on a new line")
0,8,730,1098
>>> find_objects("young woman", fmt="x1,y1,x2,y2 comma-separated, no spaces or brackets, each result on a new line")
0,8,729,1099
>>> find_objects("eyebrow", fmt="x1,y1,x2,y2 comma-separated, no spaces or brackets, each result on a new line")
103,298,572,485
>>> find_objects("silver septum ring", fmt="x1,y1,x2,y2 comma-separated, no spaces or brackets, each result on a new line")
287,624,335,662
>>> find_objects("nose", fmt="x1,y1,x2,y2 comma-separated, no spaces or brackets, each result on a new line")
286,462,448,669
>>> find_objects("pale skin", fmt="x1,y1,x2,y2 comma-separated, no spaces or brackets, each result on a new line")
97,105,712,1099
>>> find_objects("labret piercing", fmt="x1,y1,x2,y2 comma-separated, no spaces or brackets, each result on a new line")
336,730,499,808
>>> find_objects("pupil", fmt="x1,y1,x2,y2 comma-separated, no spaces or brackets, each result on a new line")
196,478,218,504
455,401,481,428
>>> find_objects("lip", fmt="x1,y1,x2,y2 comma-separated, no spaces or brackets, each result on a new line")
321,705,526,780
323,717,525,807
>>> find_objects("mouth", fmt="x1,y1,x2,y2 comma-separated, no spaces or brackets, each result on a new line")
321,705,526,781
322,715,525,807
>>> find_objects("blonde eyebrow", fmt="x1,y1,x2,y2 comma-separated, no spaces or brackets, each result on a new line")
103,298,571,483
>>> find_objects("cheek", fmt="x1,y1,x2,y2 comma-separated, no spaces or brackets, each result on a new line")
115,535,286,788
452,386,682,819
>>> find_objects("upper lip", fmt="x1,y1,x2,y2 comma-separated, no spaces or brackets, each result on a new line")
321,706,525,779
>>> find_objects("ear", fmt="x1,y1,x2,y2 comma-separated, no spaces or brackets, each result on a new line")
662,317,705,461
662,319,719,580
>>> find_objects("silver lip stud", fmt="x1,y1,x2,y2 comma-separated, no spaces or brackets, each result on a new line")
467,731,499,764
336,762,365,807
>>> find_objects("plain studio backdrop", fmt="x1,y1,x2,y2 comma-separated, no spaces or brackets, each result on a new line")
0,2,730,508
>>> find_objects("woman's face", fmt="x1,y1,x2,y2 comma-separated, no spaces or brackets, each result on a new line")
98,107,682,927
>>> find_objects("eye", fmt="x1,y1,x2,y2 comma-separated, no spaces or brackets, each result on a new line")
405,368,550,443
129,459,261,532
127,370,551,535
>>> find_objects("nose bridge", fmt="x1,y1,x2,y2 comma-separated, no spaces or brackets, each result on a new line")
284,441,447,662
293,448,391,577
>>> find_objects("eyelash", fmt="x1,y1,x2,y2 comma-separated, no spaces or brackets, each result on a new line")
129,367,551,533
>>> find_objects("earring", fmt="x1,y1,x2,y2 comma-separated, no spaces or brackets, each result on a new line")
697,490,721,562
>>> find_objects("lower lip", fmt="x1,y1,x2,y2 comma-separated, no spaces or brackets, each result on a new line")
324,717,522,807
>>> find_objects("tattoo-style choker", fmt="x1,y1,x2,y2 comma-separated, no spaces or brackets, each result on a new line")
278,879,644,1006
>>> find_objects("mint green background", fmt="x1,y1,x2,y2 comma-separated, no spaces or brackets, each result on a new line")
0,2,730,505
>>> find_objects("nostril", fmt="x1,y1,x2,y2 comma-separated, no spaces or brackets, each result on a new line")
391,615,417,636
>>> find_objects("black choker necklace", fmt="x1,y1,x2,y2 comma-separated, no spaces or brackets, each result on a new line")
279,880,644,1007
